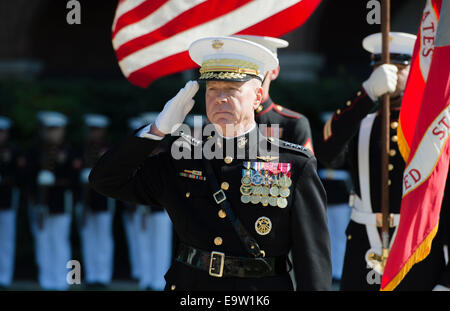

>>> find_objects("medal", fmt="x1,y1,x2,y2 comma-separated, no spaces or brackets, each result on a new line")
269,185,279,197
260,196,269,206
261,186,270,197
255,216,272,235
279,187,290,198
241,195,250,204
241,174,251,185
269,196,278,207
240,185,252,195
277,197,288,208
250,195,260,204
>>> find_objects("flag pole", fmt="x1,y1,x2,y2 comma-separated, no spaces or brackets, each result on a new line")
367,0,391,275
380,0,391,269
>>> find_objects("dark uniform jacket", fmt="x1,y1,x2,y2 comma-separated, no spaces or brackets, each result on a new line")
0,144,26,210
27,142,80,214
255,96,313,150
89,126,331,291
315,87,450,290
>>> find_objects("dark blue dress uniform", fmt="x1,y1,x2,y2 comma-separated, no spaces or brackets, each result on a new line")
89,126,331,291
315,88,450,290
255,97,313,150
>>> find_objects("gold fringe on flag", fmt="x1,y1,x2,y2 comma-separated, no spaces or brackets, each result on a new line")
380,223,439,291
397,119,411,162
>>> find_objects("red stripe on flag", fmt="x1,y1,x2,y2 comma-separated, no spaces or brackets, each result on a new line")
115,0,252,61
236,0,321,37
127,51,198,88
113,0,169,38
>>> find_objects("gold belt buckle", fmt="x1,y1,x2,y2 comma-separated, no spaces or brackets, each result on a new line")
209,251,225,277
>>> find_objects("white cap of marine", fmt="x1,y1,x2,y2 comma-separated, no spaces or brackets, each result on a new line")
188,36,278,82
37,111,68,127
0,116,12,130
84,113,110,128
233,35,288,56
362,32,416,65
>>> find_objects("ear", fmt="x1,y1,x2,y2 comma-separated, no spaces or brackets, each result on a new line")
253,86,264,110
268,66,280,81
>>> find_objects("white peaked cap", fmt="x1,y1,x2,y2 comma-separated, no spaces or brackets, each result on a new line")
84,114,110,128
362,32,417,56
189,36,278,81
37,111,68,127
233,35,289,56
0,116,12,130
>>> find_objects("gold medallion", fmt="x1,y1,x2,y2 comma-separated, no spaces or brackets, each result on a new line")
255,216,272,235
261,186,270,197
279,175,291,188
241,175,251,185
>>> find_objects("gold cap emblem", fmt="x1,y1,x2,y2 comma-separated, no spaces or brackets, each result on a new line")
212,40,224,49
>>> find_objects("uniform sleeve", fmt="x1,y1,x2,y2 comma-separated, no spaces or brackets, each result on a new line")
315,87,376,167
89,134,170,208
290,156,331,290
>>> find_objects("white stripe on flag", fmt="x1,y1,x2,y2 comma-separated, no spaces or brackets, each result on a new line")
113,0,208,49
112,0,149,32
118,0,300,77
402,106,450,197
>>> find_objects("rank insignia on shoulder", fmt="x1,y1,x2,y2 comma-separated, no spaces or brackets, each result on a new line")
268,137,313,157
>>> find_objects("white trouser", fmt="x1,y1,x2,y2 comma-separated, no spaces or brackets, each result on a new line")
137,209,172,290
327,203,351,280
122,211,141,280
79,207,114,284
30,208,72,290
0,209,17,286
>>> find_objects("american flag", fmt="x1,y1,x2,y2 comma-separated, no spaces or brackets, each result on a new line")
112,0,321,87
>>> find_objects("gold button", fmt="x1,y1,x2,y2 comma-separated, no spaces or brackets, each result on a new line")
221,182,229,191
214,237,223,246
276,105,283,111
391,121,399,129
224,156,233,164
256,105,263,113
357,91,362,96
336,109,341,115
170,285,176,290
185,192,190,198
388,164,394,171
388,179,392,186
391,135,398,142
218,210,226,218
346,100,351,106
347,235,352,240
389,149,396,157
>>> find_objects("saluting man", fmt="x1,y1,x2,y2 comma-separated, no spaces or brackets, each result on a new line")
89,36,331,291
28,111,80,290
235,35,314,151
77,114,115,289
315,32,449,290
0,117,26,290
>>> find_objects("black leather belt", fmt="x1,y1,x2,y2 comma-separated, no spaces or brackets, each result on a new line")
176,244,288,278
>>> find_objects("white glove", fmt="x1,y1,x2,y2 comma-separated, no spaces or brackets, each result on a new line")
154,80,199,134
362,64,398,101
433,284,450,291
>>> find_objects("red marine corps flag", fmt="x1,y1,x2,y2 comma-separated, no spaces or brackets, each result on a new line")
381,0,450,291
111,0,321,87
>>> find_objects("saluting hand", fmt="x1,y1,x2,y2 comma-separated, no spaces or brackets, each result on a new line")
153,80,199,135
